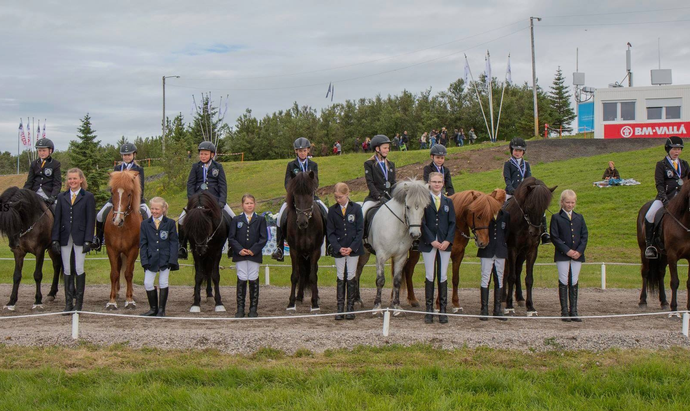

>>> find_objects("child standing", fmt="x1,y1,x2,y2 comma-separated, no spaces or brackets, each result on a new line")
326,183,364,320
477,203,509,321
139,197,179,317
24,138,61,210
228,194,268,318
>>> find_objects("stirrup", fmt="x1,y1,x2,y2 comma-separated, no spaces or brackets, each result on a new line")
645,246,659,259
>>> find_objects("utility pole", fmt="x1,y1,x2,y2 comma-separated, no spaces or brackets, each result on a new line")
530,16,541,137
162,75,180,153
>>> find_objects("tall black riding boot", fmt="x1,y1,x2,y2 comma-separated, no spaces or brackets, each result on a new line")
424,279,435,324
141,288,158,316
94,221,105,252
74,274,86,311
438,281,448,324
271,224,285,261
493,288,507,321
178,224,188,260
63,275,74,313
559,281,571,322
157,288,168,317
541,215,551,244
335,278,346,320
480,287,489,321
345,279,356,320
569,283,582,322
235,279,247,318
248,280,260,318
644,220,659,259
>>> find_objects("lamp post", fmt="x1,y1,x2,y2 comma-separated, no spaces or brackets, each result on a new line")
162,75,180,153
530,16,541,137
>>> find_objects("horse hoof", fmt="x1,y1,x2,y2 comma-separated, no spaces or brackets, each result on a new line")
409,300,420,308
124,301,136,309
286,306,296,312
661,303,670,310
517,301,525,307
668,312,681,318
504,308,515,315
3,305,15,311
32,304,44,310
105,303,118,310
526,311,538,317
190,306,201,313
215,305,226,312
206,297,214,304
45,296,55,302
355,300,364,308
452,307,464,313
392,306,403,317
638,303,647,310
310,307,320,312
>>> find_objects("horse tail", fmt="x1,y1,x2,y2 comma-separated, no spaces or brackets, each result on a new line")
0,187,22,239
298,256,312,296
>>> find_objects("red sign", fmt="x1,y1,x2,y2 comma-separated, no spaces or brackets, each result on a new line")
604,122,690,139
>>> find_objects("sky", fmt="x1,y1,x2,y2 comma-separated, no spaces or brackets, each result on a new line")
1,0,689,154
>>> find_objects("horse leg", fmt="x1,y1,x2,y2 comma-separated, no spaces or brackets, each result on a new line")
504,252,516,313
206,278,214,300
450,249,464,313
373,257,385,313
5,248,26,310
32,248,46,308
106,248,121,310
668,259,679,312
639,258,648,308
287,257,299,310
354,253,371,307
123,250,137,309
515,254,526,305
525,249,538,314
190,259,202,312
659,260,669,309
310,252,320,311
213,254,225,311
686,267,690,311
46,248,61,300
404,251,420,307
391,254,407,315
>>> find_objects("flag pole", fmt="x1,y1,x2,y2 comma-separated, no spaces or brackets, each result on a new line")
466,55,492,144
17,122,20,174
487,51,496,143
495,53,510,142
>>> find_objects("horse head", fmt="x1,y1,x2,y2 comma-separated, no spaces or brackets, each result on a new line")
392,179,430,240
287,170,318,231
467,189,505,248
185,192,222,257
513,177,556,238
109,170,141,227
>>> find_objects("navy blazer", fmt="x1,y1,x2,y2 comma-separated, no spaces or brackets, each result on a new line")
420,193,456,253
364,158,396,202
24,157,61,198
550,209,588,262
284,158,319,190
423,162,455,196
228,213,268,264
503,158,532,195
140,216,179,272
477,210,510,259
114,162,145,201
326,202,364,258
655,157,690,202
51,188,96,246
187,160,227,206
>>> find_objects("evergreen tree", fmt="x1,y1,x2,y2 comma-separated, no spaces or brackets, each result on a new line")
69,114,109,203
548,67,576,133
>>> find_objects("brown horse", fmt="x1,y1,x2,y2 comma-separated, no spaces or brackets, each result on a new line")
637,177,690,312
104,170,142,310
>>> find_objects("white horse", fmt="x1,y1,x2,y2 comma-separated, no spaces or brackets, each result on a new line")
355,179,430,315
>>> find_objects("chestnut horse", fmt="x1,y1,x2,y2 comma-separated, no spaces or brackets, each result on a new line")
104,170,142,309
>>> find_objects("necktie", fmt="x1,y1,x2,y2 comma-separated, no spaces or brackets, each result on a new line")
674,161,678,172
155,219,160,229
568,212,572,221
247,214,252,223
434,196,440,211
71,192,76,205
41,160,45,169
341,206,346,216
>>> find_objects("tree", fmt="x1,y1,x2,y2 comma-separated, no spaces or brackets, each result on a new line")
548,67,576,133
69,114,109,203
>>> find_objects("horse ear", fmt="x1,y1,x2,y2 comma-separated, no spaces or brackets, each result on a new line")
491,188,506,204
131,171,139,178
549,185,558,193
308,170,315,179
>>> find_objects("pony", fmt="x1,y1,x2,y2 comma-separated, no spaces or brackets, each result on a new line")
185,191,228,312
354,179,430,315
502,176,556,315
284,171,324,311
636,177,690,312
0,187,62,310
104,170,142,309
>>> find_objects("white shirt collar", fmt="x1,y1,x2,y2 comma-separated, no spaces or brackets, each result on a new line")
70,189,80,196
563,209,572,218
244,212,254,220
340,202,349,209
154,216,163,222
431,192,442,200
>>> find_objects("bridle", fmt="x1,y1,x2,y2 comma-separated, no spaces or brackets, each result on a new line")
18,206,49,239
294,203,314,222
112,192,133,221
192,204,224,249
514,197,544,233
460,213,490,240
383,200,421,232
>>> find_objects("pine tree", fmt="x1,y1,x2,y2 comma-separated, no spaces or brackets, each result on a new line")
69,114,109,203
548,67,576,133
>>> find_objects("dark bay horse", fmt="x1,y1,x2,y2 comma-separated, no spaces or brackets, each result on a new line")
503,177,556,315
285,171,324,311
104,171,142,310
185,192,228,312
637,177,690,312
0,187,62,310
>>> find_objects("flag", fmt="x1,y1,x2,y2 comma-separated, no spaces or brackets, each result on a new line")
325,82,331,98
26,121,31,147
484,51,491,84
506,54,512,84
42,121,46,139
19,120,28,147
191,97,197,116
330,84,334,102
223,96,229,118
464,57,470,86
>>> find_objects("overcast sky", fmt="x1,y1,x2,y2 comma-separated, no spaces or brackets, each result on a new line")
1,0,689,154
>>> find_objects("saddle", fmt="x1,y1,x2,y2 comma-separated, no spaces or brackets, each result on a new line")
363,203,382,255
650,207,667,254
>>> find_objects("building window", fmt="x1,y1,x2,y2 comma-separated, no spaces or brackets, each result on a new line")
646,98,682,120
603,102,617,121
621,102,635,120
647,107,663,120
666,106,681,119
602,101,636,122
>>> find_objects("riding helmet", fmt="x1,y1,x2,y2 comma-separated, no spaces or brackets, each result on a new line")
370,134,391,151
35,138,54,151
509,137,527,154
430,144,447,157
198,141,216,153
119,142,137,155
665,136,684,153
293,137,311,150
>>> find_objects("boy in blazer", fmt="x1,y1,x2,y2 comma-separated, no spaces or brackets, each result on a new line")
423,144,455,196
477,209,510,320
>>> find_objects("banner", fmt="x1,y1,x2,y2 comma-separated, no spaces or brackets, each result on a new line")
604,121,690,139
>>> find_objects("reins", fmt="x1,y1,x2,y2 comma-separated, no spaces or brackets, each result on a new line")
514,196,544,231
18,208,49,238
460,213,490,240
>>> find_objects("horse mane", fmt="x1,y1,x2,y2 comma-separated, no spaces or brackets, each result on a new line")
0,187,47,239
468,192,503,222
109,170,141,212
391,179,431,208
285,172,317,209
666,178,690,216
184,192,222,243
510,176,553,217
450,191,481,220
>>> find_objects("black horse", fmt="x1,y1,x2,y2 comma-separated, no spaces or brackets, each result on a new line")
503,177,556,315
184,192,229,313
285,171,324,311
0,187,62,310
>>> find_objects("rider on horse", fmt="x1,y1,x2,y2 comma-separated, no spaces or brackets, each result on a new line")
644,136,689,259
362,135,397,231
423,144,455,196
271,137,328,262
503,138,550,244
23,138,61,212
94,143,151,251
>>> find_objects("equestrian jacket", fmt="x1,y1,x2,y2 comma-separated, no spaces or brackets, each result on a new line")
51,188,96,246
327,202,364,258
550,209,588,262
187,159,227,206
503,158,532,195
24,157,61,198
140,216,179,272
420,193,456,253
477,210,510,259
423,162,455,196
655,157,690,202
364,158,396,202
113,162,145,201
228,213,267,264
284,158,319,190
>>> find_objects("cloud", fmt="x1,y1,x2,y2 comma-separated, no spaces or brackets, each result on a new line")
175,43,245,56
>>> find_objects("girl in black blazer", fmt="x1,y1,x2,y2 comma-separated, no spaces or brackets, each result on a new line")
476,209,510,321
420,172,456,324
139,197,179,317
326,183,364,320
228,194,267,318
550,189,588,322
51,168,95,312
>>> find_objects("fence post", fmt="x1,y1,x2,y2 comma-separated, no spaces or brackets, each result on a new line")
265,265,270,286
683,312,689,338
72,312,79,340
382,309,391,337
601,263,607,290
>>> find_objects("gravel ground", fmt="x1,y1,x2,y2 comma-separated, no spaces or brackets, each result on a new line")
1,284,689,353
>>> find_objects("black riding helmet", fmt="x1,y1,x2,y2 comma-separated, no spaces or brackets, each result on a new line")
430,144,447,157
370,134,391,151
293,137,311,150
119,142,137,155
198,141,216,153
509,137,527,154
665,136,684,153
35,138,54,152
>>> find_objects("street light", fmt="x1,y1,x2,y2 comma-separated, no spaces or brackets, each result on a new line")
530,16,541,137
162,75,180,153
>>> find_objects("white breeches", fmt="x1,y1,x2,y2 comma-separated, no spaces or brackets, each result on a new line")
36,188,48,199
645,199,664,223
178,204,235,225
557,260,582,285
236,261,260,281
422,248,451,282
144,269,170,291
97,201,152,222
276,200,326,227
335,256,359,281
480,257,505,288
60,235,86,276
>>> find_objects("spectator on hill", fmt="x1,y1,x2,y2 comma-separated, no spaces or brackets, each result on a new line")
354,137,361,153
602,161,621,181
393,134,400,151
420,132,428,150
458,128,465,147
468,128,477,144
402,131,410,149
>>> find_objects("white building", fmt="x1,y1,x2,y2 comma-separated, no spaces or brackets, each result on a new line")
593,84,690,139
